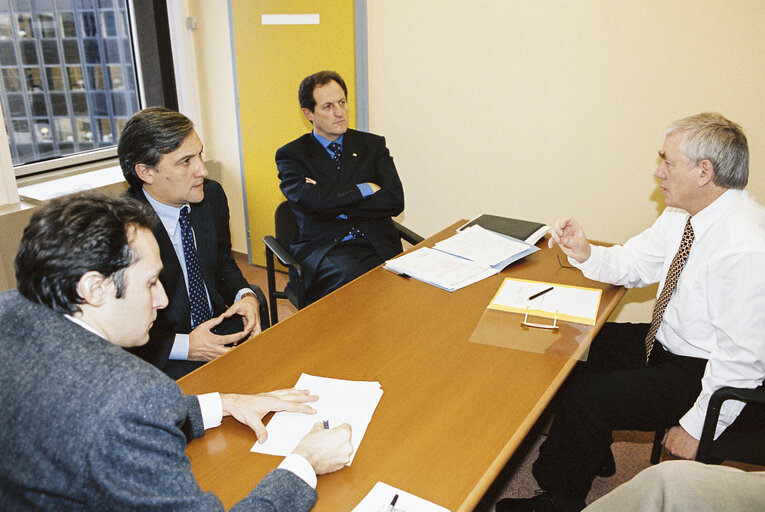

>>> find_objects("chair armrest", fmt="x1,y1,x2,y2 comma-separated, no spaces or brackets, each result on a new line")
246,284,270,330
697,385,765,462
263,235,303,275
393,220,424,245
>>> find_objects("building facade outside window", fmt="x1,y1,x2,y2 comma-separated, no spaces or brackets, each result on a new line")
0,0,140,172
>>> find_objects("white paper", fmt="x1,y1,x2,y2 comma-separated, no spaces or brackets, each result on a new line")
492,280,600,321
251,374,383,464
351,481,450,512
384,247,498,291
434,225,532,267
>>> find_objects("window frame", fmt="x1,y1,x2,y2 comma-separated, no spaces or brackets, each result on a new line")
2,0,177,180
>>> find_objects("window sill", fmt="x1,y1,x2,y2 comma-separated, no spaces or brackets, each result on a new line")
16,158,127,204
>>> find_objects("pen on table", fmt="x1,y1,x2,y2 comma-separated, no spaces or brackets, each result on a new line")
323,419,329,429
527,286,554,301
385,494,398,512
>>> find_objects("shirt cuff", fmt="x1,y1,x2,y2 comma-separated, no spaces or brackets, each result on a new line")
235,287,256,303
278,453,317,489
169,334,190,360
197,392,223,430
572,243,603,274
678,411,703,440
356,183,374,198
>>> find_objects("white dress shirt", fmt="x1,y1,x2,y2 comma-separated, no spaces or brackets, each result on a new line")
575,189,765,439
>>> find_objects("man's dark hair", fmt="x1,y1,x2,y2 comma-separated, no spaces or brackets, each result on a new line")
15,192,155,315
298,70,348,112
118,106,194,191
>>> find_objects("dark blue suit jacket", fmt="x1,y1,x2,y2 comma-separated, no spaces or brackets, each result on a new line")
126,180,248,372
276,129,405,290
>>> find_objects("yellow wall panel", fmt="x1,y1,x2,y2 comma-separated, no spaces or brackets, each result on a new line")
230,0,356,265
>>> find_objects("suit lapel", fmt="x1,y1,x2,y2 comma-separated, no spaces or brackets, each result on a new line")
340,129,359,178
305,134,342,184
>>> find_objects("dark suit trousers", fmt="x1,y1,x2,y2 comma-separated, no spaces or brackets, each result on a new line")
304,238,383,302
532,323,709,501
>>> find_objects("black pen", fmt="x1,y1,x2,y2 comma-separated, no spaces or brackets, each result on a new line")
527,286,554,301
385,494,398,512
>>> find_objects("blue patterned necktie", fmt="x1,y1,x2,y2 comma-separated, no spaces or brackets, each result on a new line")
328,142,342,170
179,205,211,328
644,217,694,362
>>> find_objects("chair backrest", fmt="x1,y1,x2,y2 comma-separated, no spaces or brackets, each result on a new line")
274,201,298,248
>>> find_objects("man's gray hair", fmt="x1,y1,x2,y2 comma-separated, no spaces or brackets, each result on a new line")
665,112,748,189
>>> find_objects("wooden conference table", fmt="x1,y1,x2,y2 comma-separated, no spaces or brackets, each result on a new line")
179,221,626,511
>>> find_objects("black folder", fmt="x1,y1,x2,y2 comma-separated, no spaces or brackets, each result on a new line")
458,214,548,243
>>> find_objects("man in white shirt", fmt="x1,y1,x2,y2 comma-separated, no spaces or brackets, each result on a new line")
498,113,765,512
1,192,352,511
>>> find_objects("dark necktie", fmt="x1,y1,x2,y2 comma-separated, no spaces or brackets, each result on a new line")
644,217,694,362
179,206,211,328
328,142,342,170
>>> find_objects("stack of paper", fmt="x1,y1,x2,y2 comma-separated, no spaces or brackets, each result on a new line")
384,225,538,291
251,373,383,464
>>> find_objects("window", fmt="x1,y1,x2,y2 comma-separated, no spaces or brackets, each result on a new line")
0,0,144,177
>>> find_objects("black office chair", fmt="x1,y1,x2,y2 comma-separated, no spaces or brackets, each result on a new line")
650,385,765,465
263,200,424,325
246,283,270,330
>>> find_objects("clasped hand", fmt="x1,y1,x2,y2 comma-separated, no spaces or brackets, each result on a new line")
188,295,261,361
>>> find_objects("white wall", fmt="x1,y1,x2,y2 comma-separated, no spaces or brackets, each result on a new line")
191,0,765,321
365,0,765,320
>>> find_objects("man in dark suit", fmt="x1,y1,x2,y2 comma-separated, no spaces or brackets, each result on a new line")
119,107,261,378
276,70,405,302
0,192,353,511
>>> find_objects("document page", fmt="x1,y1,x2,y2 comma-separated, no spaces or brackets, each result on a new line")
351,481,450,512
251,373,383,464
384,247,497,291
488,278,602,325
434,225,532,267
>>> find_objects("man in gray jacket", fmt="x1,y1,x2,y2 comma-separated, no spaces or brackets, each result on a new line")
0,192,352,511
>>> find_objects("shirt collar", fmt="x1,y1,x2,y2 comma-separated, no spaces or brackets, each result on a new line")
65,314,106,339
689,188,746,239
142,188,189,238
312,130,344,150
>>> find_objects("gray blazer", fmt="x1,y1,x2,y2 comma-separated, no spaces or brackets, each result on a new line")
0,290,317,511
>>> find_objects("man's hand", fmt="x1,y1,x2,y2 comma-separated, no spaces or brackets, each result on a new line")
220,389,318,442
225,294,261,338
293,422,353,475
547,216,592,263
662,425,700,460
188,313,247,361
